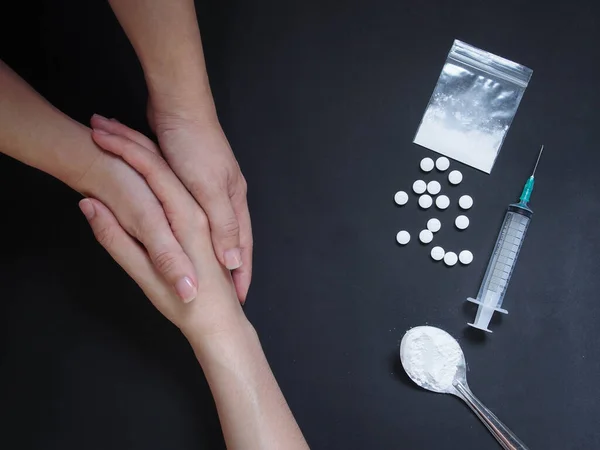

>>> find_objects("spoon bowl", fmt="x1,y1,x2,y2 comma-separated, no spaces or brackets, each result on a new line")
400,326,466,394
400,326,529,450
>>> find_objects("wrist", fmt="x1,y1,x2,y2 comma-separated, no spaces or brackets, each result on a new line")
148,92,219,139
184,315,259,366
70,149,114,197
146,64,218,125
54,124,108,194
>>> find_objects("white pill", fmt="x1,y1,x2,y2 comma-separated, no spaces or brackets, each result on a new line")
420,157,435,172
436,195,450,210
458,195,473,210
419,194,433,209
436,157,450,171
427,218,441,233
394,191,409,206
459,250,474,265
413,180,427,194
444,252,458,266
396,230,410,245
419,229,434,244
448,170,463,185
455,215,470,230
431,246,445,261
427,180,441,195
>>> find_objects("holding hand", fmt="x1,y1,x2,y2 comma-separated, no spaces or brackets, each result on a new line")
91,112,253,304
83,123,245,338
81,122,307,449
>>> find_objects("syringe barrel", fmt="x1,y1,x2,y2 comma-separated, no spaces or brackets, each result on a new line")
473,204,532,311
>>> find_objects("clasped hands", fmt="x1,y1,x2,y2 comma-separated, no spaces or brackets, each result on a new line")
77,111,252,311
78,113,252,336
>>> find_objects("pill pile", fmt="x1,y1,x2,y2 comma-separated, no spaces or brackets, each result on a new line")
394,156,474,267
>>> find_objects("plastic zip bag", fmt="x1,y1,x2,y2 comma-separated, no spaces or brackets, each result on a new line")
414,40,532,173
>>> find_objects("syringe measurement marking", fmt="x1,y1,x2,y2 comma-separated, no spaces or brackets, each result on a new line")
482,216,529,294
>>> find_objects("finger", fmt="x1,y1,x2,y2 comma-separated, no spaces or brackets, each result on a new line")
91,114,159,154
79,198,161,294
92,130,209,249
196,188,243,271
231,191,253,303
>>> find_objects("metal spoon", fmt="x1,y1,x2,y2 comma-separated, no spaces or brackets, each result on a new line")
400,326,529,450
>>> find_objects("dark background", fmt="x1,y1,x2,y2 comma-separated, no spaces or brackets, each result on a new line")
1,0,599,448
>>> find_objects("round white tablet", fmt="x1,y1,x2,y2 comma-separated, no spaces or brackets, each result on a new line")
427,218,441,233
448,170,463,185
444,251,458,266
459,250,474,265
413,180,427,194
396,230,410,245
458,195,473,210
435,195,450,210
418,194,433,209
455,215,470,230
420,157,435,172
419,229,434,244
427,180,441,195
394,191,409,206
436,157,450,171
431,246,445,261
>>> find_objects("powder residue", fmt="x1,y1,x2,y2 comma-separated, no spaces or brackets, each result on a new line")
401,326,464,392
414,108,505,174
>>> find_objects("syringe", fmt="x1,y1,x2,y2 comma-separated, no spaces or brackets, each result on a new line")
467,145,544,332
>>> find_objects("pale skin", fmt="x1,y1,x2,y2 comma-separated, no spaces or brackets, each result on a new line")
81,123,308,450
107,0,253,302
0,0,252,303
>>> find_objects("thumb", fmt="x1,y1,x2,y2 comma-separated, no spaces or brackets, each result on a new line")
201,191,242,271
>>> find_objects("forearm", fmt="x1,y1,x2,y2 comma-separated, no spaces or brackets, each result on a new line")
187,321,308,450
108,0,216,118
0,60,100,190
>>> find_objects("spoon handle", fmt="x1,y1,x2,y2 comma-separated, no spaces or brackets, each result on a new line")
454,381,529,450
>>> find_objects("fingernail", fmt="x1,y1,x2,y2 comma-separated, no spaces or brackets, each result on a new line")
175,276,197,303
224,248,243,270
79,199,95,220
93,128,109,135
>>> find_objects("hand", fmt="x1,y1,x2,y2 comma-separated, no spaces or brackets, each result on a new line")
82,122,308,450
81,125,247,340
92,112,252,304
77,119,200,304
148,105,253,303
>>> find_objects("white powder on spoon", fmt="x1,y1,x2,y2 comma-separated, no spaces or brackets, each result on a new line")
400,326,464,392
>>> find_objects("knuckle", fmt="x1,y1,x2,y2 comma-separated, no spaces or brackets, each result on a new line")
152,250,180,276
219,217,240,238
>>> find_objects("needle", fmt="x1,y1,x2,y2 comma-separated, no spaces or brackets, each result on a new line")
532,145,544,177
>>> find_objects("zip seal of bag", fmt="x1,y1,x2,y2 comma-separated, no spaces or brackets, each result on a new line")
414,40,533,174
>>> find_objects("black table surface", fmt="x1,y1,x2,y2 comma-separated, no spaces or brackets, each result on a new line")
1,0,599,449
